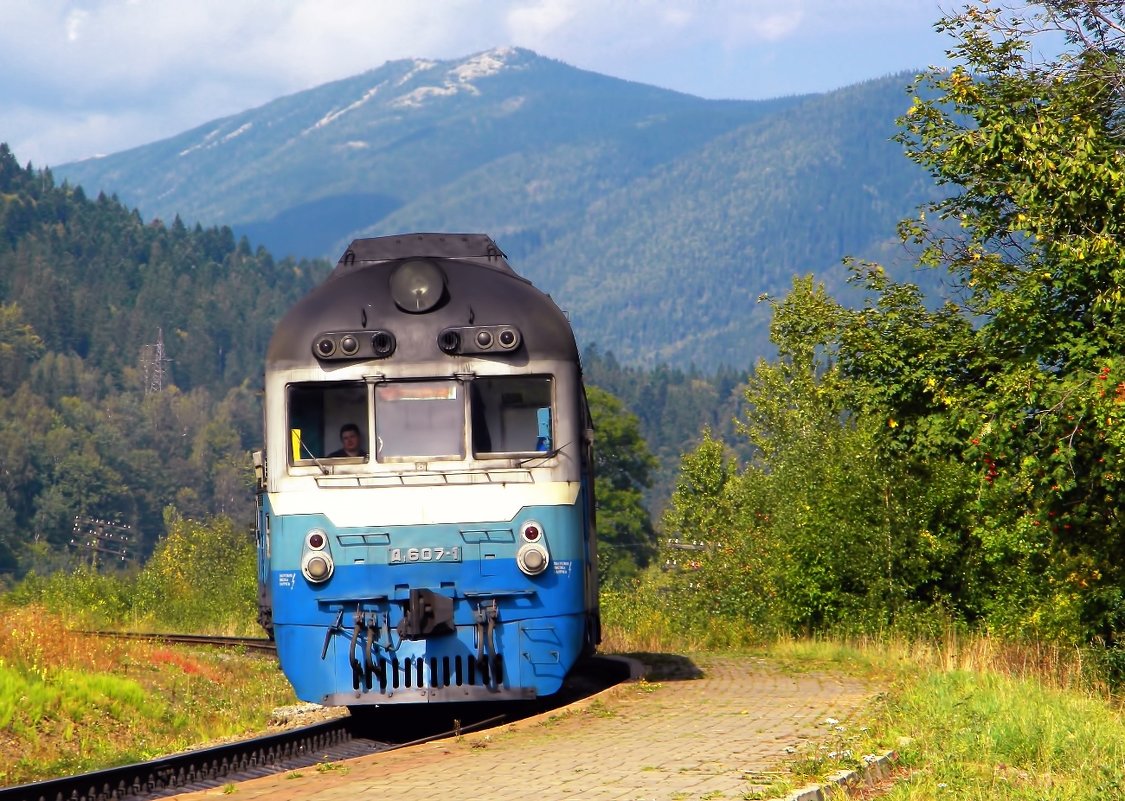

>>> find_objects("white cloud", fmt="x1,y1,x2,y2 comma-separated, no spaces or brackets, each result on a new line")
507,0,578,41
65,9,87,42
744,10,805,42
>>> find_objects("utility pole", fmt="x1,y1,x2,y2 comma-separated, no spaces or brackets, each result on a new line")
70,516,135,569
141,327,170,395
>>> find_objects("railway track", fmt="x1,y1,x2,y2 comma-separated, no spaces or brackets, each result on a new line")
0,650,631,801
82,630,277,653
0,709,507,801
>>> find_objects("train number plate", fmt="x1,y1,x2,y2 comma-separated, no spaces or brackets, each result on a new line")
387,546,462,564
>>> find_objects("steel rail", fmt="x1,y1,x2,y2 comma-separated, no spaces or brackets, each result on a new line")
0,711,508,801
82,631,276,653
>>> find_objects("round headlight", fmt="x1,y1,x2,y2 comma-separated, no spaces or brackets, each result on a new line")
390,260,445,313
305,555,331,580
301,549,335,583
516,543,550,576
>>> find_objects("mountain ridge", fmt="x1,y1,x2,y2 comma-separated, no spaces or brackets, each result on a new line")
53,48,933,368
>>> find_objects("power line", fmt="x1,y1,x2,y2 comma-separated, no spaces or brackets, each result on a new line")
69,516,135,568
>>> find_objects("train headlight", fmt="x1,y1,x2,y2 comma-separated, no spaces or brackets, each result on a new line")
312,330,396,360
390,259,445,313
517,521,549,575
436,325,521,355
301,528,334,583
517,543,550,576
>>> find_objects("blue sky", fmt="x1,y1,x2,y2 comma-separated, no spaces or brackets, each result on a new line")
1,0,951,167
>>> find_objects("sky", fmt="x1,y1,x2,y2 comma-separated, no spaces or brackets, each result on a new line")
1,0,952,168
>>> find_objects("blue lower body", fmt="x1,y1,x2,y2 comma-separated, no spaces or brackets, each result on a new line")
264,503,593,706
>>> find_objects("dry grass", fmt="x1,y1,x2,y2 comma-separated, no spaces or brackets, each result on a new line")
0,605,298,786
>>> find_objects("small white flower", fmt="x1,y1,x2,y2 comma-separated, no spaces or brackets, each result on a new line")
825,717,839,726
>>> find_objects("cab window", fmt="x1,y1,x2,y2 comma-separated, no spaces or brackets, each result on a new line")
287,381,369,463
471,376,553,456
375,381,464,460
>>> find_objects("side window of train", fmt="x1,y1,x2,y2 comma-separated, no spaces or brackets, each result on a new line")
287,381,369,463
375,381,465,460
471,376,553,457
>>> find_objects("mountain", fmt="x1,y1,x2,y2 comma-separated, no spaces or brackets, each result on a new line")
54,48,935,369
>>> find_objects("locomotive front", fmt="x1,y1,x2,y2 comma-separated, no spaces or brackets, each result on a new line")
255,233,598,705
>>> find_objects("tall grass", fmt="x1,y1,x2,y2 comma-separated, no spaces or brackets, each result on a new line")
0,605,295,785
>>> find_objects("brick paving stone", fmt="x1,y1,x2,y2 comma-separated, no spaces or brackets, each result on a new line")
165,654,875,801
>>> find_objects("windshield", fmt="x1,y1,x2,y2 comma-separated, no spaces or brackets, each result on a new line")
285,376,553,467
375,381,464,460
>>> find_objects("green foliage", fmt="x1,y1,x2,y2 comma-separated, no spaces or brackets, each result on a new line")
7,512,257,634
879,1,1125,642
0,147,328,567
639,2,1125,647
6,567,133,627
586,385,658,585
132,510,258,632
654,279,978,637
583,346,749,518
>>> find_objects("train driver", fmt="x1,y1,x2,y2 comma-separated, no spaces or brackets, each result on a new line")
328,422,367,458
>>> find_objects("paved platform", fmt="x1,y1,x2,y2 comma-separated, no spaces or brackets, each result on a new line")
171,654,874,801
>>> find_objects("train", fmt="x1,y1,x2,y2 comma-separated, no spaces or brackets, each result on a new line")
253,233,599,706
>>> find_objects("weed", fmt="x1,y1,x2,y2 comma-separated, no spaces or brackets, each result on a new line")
585,699,615,719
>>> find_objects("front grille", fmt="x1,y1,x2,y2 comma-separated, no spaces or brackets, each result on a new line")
355,654,504,692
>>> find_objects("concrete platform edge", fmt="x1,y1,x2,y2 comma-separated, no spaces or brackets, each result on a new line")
775,749,898,801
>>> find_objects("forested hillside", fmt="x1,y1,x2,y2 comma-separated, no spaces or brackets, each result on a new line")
0,145,741,578
0,145,325,571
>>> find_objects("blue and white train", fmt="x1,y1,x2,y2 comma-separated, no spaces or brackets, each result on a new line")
254,233,599,706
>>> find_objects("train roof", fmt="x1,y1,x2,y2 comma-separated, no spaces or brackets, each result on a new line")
266,233,577,370
328,233,525,283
